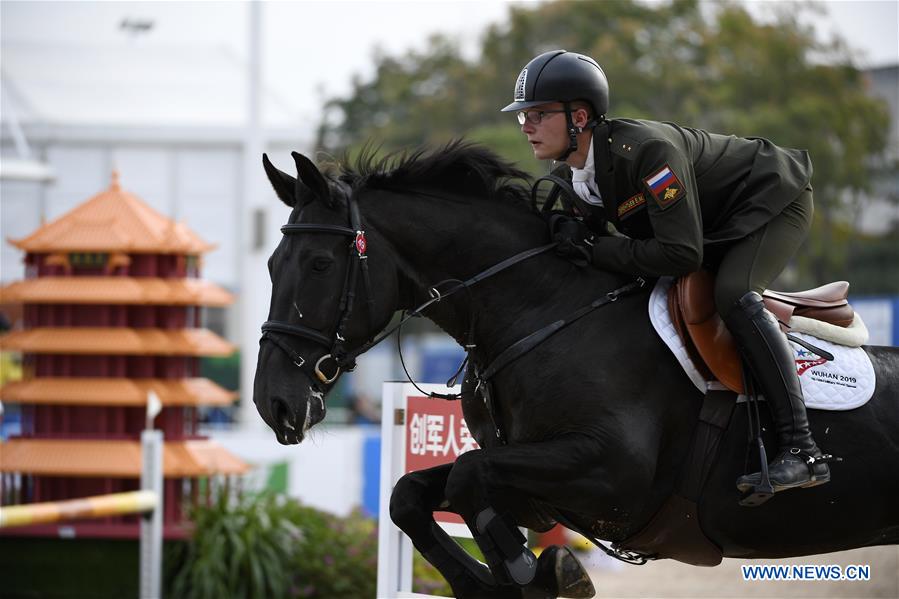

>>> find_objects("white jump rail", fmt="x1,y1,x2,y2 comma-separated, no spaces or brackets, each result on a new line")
379,382,493,598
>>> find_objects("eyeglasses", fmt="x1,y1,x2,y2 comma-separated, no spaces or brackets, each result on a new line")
516,109,566,125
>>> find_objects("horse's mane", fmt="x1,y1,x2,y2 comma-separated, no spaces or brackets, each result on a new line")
335,140,533,209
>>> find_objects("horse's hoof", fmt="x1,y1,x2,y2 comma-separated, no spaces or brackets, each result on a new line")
531,545,596,598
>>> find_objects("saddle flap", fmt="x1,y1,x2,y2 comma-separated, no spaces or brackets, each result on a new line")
668,283,713,381
675,271,744,393
671,272,857,393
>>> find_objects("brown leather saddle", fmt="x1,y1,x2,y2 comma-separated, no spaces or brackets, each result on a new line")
668,270,853,393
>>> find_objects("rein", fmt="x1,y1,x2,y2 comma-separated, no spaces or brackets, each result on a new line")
262,184,651,566
261,185,644,400
259,189,560,388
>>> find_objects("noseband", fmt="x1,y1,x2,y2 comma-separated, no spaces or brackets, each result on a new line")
261,189,375,385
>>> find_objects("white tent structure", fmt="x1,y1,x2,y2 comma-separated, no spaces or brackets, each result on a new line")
1,8,306,429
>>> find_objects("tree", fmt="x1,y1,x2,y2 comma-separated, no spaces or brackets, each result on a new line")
317,0,893,290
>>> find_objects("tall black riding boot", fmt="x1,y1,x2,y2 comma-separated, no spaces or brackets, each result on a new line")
724,292,832,494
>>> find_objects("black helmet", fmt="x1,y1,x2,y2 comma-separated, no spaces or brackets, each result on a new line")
501,50,609,118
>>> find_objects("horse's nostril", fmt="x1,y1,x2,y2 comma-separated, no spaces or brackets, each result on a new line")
272,398,293,430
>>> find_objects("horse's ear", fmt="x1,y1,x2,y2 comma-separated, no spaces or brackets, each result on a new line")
291,152,331,204
262,154,297,207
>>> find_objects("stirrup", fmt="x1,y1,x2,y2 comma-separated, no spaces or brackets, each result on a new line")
739,438,775,507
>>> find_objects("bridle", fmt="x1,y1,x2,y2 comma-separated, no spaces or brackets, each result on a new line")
261,183,643,397
260,186,560,389
261,186,376,386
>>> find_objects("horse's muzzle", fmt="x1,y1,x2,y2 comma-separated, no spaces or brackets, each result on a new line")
266,390,326,445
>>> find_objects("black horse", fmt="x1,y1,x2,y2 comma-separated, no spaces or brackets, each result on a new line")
253,143,899,598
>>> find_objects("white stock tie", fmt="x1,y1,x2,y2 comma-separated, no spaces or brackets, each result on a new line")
571,168,603,206
570,135,602,206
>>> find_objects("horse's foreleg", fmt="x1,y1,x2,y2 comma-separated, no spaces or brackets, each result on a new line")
445,434,632,598
390,463,515,599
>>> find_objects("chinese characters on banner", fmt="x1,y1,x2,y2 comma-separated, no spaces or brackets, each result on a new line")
405,395,480,526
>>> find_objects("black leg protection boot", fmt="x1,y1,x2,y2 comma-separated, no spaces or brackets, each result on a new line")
724,292,833,496
473,507,538,587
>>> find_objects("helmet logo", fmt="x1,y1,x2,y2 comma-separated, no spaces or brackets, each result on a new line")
514,68,528,102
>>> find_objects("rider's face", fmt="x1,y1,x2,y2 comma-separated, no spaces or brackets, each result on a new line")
520,102,569,161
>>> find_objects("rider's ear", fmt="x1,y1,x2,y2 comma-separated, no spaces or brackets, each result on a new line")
292,152,331,205
262,154,297,207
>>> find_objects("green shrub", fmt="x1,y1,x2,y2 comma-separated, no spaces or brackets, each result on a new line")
169,492,299,598
286,504,378,598
167,492,451,598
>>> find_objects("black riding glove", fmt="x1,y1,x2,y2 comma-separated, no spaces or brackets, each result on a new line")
549,215,594,266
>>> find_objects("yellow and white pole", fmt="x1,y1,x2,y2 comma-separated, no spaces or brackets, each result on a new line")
0,490,157,528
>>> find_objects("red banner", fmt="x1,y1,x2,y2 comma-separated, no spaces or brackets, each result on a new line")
405,395,479,526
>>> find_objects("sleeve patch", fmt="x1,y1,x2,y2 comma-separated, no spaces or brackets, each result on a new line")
644,164,685,209
617,193,646,219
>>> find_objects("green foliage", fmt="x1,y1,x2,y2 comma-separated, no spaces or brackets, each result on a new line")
287,504,378,598
167,492,450,599
169,493,299,598
413,549,453,596
316,0,895,290
200,352,240,391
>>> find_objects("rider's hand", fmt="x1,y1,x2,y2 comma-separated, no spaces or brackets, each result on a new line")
550,215,594,266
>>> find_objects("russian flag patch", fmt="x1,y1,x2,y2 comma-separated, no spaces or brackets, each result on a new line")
644,165,685,209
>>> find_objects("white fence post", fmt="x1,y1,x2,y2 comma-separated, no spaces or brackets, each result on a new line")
140,429,163,599
377,382,473,599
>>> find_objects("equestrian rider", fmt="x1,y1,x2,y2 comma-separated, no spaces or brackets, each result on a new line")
502,49,833,498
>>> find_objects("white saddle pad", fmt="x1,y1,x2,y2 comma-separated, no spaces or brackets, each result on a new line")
648,277,875,411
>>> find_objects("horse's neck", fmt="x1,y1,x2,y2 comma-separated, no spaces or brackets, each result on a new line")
365,190,580,351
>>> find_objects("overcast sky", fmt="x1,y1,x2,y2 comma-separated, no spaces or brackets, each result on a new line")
2,0,897,126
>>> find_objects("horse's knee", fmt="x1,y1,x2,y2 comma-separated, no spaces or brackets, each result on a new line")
445,450,490,517
390,473,427,531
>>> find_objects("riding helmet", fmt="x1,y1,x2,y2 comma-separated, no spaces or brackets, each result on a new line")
501,50,610,118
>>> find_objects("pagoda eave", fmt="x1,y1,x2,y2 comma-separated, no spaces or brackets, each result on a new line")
0,439,250,477
0,377,237,406
0,277,234,306
0,328,236,356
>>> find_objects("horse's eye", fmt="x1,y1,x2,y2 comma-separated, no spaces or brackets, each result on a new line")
312,257,333,273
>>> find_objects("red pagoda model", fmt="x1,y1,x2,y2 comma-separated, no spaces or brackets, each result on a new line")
0,172,248,539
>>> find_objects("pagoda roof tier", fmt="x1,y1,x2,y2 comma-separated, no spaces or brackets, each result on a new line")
9,172,215,254
0,377,236,406
0,327,235,356
0,438,249,477
0,277,234,306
